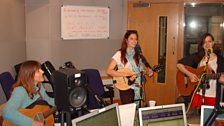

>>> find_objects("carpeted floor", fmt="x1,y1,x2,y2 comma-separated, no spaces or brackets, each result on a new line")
188,114,200,126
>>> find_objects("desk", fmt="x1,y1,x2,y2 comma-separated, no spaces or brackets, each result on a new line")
101,75,113,86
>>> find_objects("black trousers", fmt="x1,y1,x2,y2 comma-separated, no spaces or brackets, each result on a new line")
119,89,134,104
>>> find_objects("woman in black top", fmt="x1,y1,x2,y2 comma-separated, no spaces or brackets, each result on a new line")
177,33,224,109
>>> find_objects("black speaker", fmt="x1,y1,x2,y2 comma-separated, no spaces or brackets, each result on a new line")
52,68,88,112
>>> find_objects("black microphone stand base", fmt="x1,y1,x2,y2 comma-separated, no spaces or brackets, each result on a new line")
60,111,72,126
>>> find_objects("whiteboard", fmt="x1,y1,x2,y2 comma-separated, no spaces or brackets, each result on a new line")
61,5,109,40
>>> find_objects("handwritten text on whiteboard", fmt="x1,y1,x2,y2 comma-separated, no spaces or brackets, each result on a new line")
61,5,109,39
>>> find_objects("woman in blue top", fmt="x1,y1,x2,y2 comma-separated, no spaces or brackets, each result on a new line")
3,60,55,126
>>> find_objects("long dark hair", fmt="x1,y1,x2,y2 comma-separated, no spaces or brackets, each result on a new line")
13,60,42,99
120,30,140,66
195,33,214,64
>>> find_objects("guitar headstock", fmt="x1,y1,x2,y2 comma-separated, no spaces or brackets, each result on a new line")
152,64,163,73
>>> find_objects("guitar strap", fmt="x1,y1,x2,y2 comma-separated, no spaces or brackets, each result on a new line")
26,85,52,109
26,100,51,109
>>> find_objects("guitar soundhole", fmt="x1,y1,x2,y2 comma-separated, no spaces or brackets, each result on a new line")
199,82,210,90
128,79,135,85
184,76,188,88
205,81,210,89
206,83,210,89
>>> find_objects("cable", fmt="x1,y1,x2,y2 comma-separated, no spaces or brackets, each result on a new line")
186,72,207,113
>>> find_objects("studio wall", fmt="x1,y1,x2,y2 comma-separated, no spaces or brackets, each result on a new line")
0,0,26,103
25,0,128,75
0,0,127,104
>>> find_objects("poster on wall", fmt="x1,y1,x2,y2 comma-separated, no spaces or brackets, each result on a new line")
61,5,110,40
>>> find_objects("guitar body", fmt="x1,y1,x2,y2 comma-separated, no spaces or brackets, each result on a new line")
114,68,138,91
114,65,162,91
176,66,206,96
3,105,54,126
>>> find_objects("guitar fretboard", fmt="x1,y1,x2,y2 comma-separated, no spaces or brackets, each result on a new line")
205,73,223,80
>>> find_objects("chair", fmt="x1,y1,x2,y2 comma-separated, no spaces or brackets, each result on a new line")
0,72,15,100
41,61,56,86
14,63,22,75
14,62,23,81
41,61,56,97
82,69,114,109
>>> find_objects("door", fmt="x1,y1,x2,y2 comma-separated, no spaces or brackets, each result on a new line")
128,0,180,105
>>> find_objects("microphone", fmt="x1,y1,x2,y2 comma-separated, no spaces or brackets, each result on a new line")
207,48,213,54
134,44,151,68
134,44,143,55
207,48,213,57
205,48,213,65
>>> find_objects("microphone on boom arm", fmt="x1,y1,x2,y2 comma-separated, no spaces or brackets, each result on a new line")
134,44,151,68
205,48,213,68
207,48,213,56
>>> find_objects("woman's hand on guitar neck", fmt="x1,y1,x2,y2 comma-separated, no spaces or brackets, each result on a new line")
147,68,153,77
31,121,44,126
219,74,224,84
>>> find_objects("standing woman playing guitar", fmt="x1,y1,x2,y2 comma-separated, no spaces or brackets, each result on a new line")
106,30,153,106
177,33,224,110
2,60,55,126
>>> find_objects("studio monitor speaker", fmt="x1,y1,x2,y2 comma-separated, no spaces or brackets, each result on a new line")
52,68,87,112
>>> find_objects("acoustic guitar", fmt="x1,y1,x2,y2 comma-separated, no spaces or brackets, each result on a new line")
113,65,162,91
176,65,223,96
3,105,56,126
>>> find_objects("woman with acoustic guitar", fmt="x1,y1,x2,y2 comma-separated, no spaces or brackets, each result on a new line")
177,33,224,110
106,30,153,106
2,60,55,126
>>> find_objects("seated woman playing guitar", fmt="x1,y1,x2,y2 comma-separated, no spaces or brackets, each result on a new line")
177,33,224,109
2,60,55,126
106,30,153,106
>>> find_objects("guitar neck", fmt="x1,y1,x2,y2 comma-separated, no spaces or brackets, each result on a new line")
206,73,223,80
137,65,161,75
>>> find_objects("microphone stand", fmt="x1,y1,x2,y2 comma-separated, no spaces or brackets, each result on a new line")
204,52,223,126
137,59,147,108
201,53,210,106
139,70,146,107
134,45,150,108
86,85,106,108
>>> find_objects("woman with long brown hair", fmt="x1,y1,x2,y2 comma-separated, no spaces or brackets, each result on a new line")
177,33,224,110
107,30,153,106
3,60,55,126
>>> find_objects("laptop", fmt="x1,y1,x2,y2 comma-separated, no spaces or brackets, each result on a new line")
118,103,136,126
200,105,224,126
139,103,187,126
73,103,121,126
